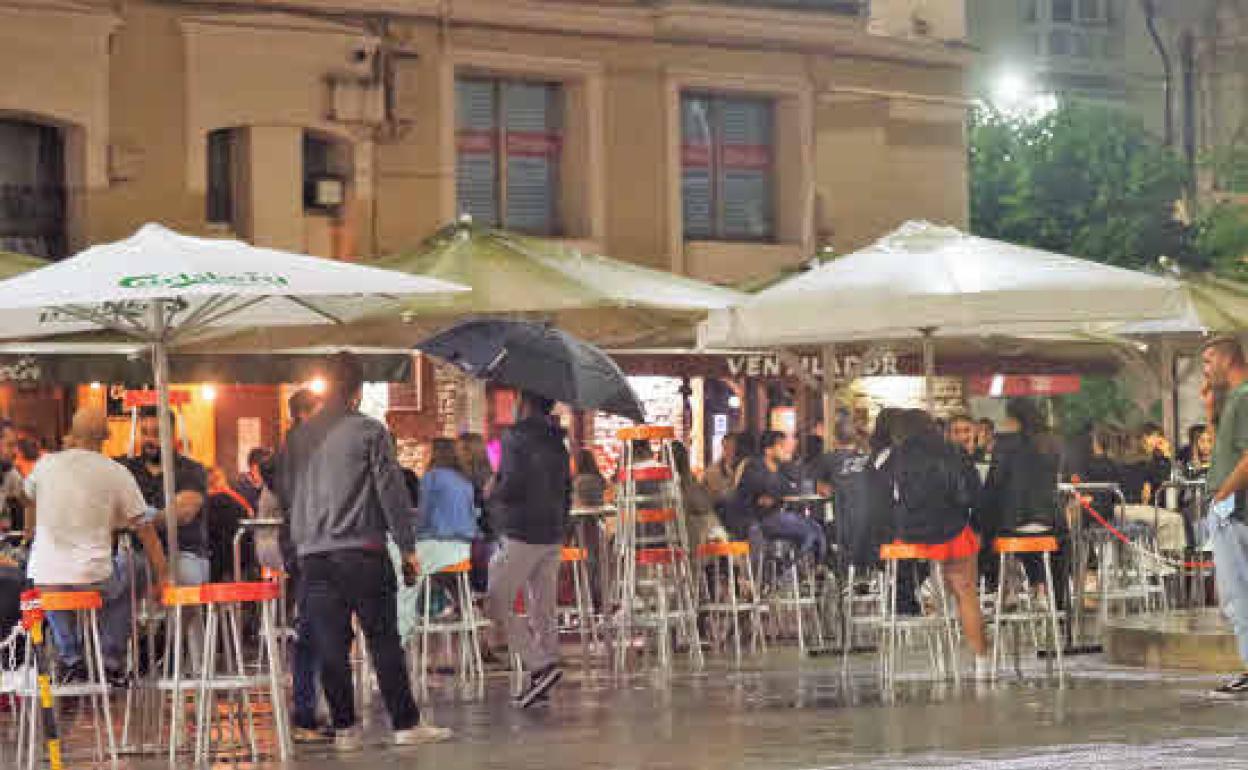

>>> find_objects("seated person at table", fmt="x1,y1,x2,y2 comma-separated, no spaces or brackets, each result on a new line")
414,439,479,574
1113,424,1188,551
572,449,607,509
206,466,253,582
26,408,168,684
672,440,722,546
728,431,826,563
980,399,1067,601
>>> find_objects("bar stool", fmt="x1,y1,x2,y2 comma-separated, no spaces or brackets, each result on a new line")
558,547,596,658
990,535,1065,680
695,541,766,660
158,584,207,764
407,560,485,698
20,590,116,768
879,544,958,687
195,581,291,764
616,547,702,672
760,541,827,656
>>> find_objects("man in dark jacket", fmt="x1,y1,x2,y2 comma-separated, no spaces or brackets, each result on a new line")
274,352,449,750
486,391,571,708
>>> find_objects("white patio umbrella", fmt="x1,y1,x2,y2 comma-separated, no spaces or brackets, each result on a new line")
701,221,1184,408
0,223,466,580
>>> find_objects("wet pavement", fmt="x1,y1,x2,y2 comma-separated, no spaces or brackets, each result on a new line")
89,652,1248,769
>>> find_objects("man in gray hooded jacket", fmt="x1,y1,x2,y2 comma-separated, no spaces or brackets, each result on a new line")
275,352,450,750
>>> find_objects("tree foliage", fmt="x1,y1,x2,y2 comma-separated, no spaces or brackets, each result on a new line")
970,101,1191,271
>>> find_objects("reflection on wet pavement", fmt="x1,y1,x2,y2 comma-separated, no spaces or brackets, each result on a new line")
34,652,1248,769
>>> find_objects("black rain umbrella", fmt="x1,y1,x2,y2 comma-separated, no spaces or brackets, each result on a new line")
416,319,646,423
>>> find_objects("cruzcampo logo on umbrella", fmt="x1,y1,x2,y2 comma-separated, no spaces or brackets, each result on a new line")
118,271,290,290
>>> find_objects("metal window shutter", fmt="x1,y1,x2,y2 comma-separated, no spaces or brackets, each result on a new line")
503,82,560,235
456,79,500,227
680,95,714,240
718,98,774,240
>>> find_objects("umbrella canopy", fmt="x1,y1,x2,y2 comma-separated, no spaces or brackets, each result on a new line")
0,250,47,279
1105,273,1248,338
417,319,645,423
0,223,465,581
201,220,745,350
701,221,1184,349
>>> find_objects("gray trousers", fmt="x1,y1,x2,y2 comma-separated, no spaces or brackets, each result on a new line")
1209,514,1248,666
487,538,561,672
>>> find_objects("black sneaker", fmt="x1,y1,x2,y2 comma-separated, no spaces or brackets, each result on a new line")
514,665,563,709
55,663,88,686
105,668,132,690
1210,672,1248,699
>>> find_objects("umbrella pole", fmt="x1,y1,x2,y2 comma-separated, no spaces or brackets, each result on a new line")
921,329,936,413
820,345,837,438
150,301,180,586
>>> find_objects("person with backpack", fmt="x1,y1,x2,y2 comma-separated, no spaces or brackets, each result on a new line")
888,409,989,677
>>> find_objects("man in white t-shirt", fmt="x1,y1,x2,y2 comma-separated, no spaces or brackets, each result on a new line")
26,408,169,684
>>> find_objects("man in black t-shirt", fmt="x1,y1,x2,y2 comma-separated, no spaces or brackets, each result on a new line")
120,411,210,585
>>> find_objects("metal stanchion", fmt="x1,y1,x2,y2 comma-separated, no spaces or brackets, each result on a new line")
18,589,62,770
1057,481,1125,654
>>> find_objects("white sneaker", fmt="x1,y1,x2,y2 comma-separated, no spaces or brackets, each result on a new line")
394,724,453,746
334,726,363,752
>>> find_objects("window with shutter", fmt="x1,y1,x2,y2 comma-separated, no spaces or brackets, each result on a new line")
680,93,775,242
455,76,563,235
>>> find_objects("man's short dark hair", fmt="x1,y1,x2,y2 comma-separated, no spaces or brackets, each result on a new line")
1140,421,1163,437
139,407,177,432
325,351,365,404
949,413,975,427
761,430,786,452
1201,335,1247,366
246,446,273,469
288,389,319,422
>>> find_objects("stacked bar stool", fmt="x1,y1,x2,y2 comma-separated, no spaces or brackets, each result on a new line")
18,590,116,769
695,541,766,660
407,559,485,698
990,535,1065,680
878,544,959,688
195,581,291,764
612,426,703,673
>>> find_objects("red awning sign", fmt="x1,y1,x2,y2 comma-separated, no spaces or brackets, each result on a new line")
966,374,1081,398
121,389,193,410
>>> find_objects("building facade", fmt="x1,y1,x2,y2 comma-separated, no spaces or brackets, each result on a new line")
0,0,971,468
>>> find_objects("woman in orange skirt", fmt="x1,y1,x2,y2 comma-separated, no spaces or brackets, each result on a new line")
888,409,989,675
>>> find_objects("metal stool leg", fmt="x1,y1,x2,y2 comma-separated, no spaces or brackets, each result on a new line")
1041,552,1065,680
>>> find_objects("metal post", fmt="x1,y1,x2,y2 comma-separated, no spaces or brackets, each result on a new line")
150,301,181,585
921,329,936,413
820,345,837,438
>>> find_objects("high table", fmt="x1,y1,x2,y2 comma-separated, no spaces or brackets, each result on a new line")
569,506,617,629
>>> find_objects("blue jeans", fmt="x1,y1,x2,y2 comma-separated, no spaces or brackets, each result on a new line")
43,551,133,671
291,583,321,729
1209,514,1248,666
752,511,828,563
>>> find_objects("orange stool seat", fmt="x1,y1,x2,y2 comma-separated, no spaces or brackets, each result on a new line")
200,581,281,604
636,547,684,566
637,508,677,524
40,590,103,612
560,547,588,563
617,425,676,441
880,542,932,561
994,536,1059,554
696,541,751,559
438,559,472,574
629,465,673,483
162,585,206,607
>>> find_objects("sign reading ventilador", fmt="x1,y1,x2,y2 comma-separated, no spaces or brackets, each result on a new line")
725,349,901,382
118,272,290,290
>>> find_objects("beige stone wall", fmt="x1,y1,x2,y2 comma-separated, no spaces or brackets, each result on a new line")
0,0,971,285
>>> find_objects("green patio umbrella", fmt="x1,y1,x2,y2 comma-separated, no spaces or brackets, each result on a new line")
200,219,746,351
